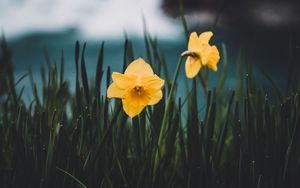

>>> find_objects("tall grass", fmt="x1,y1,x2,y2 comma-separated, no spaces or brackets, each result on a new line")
1,28,300,188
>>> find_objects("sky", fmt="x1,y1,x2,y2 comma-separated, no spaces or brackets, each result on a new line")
0,0,181,40
2,0,300,40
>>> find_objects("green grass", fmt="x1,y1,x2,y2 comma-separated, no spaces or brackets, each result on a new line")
1,26,300,188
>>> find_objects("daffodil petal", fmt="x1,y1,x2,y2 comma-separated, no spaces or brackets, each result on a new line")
198,44,211,65
188,32,201,52
112,72,135,89
148,90,163,105
122,98,146,118
206,45,220,72
124,58,154,77
107,83,126,98
142,75,165,90
199,31,213,45
185,56,202,78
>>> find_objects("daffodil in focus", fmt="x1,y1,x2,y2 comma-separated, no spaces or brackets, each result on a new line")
107,58,165,118
181,31,220,78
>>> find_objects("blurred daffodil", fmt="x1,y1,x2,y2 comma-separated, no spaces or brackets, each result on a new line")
181,31,220,78
107,58,165,118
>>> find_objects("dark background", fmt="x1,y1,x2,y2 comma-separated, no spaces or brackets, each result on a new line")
1,0,299,99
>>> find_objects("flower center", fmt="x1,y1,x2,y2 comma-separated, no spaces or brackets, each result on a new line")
133,86,143,95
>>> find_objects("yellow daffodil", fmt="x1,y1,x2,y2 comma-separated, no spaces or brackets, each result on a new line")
181,31,220,78
107,58,165,118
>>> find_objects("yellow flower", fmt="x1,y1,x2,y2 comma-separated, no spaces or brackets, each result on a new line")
107,58,165,118
182,31,220,78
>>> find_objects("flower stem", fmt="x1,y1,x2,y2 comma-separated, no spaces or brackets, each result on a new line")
153,56,183,180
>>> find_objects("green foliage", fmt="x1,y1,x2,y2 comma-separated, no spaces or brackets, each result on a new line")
0,32,300,188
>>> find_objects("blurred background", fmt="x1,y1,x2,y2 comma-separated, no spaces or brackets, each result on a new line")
1,0,300,100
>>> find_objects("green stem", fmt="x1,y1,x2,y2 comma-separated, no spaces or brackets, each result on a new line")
153,56,183,180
